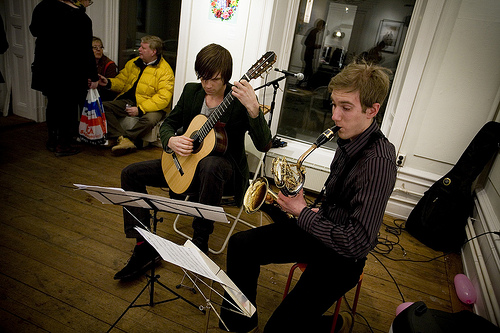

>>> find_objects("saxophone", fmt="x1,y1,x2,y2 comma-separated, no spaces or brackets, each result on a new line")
243,126,340,214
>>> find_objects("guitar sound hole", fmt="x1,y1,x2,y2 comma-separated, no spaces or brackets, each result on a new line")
190,130,202,153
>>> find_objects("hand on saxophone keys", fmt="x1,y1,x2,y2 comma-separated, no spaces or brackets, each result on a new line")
276,188,307,217
243,126,340,219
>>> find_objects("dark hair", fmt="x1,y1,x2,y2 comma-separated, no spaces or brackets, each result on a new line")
195,43,232,84
92,36,103,46
141,35,163,57
328,61,391,111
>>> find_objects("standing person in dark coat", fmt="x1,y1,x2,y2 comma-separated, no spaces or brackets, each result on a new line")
303,19,325,88
30,0,98,156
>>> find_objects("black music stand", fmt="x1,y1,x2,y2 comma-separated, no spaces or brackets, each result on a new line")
74,184,231,332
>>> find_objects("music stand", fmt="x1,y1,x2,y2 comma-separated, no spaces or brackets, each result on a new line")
135,227,256,332
74,184,234,332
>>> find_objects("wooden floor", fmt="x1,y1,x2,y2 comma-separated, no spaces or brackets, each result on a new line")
0,115,470,333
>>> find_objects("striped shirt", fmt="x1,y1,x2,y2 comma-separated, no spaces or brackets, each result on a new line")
297,121,397,259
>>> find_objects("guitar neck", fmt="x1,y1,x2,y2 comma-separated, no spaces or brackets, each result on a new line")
194,90,235,142
192,51,276,143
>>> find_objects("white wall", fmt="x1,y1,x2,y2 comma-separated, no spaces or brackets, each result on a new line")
86,0,119,68
174,0,275,106
389,0,500,219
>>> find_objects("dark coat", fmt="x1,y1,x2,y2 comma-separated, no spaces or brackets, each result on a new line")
30,0,97,97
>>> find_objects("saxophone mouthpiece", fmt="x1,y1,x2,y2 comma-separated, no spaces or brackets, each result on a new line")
314,126,341,147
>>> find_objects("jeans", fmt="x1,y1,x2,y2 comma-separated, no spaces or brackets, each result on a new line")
220,219,366,333
120,156,234,239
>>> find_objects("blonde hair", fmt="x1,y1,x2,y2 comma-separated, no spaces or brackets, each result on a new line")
328,61,391,111
141,35,163,57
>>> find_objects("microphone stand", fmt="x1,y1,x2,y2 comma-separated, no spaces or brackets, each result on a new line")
254,75,286,127
250,75,287,178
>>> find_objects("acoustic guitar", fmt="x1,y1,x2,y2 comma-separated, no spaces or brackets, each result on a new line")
161,51,277,194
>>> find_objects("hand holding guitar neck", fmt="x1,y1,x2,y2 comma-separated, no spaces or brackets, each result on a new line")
231,80,260,118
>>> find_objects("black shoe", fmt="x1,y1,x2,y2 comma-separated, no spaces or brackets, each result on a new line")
46,140,57,152
54,145,80,157
114,243,161,280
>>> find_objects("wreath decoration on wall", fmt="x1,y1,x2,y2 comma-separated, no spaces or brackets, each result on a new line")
211,0,239,21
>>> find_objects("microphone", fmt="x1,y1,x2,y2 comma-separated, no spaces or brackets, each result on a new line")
274,68,305,81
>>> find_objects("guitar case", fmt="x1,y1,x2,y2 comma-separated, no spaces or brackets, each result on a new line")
392,301,500,333
405,121,500,252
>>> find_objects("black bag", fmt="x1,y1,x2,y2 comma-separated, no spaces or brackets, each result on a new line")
405,121,500,252
392,301,500,333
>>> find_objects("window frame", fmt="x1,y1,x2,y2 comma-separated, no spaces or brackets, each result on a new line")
265,0,445,169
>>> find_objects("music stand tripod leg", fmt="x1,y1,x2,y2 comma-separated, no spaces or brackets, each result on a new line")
106,207,203,332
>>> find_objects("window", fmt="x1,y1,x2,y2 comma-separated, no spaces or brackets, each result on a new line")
118,0,181,71
276,0,415,149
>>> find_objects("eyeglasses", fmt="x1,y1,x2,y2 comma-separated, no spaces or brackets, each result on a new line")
86,0,94,5
93,46,103,50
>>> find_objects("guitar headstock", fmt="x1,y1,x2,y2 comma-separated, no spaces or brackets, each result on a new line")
243,51,277,81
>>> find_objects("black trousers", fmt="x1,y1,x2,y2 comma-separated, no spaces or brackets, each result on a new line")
45,89,85,145
120,156,234,239
220,217,366,333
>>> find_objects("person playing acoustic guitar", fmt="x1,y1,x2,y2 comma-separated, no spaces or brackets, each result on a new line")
114,43,272,281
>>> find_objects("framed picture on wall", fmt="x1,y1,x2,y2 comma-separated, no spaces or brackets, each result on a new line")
376,19,404,53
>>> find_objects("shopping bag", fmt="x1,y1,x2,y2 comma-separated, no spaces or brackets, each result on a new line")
79,88,107,145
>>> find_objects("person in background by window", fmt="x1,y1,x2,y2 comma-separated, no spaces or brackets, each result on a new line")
358,41,386,65
92,36,118,101
30,0,98,157
303,19,325,89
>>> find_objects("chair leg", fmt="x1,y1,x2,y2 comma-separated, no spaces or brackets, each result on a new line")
209,205,249,254
283,263,300,300
331,298,343,333
351,274,363,316
173,195,193,241
331,274,363,333
282,263,307,300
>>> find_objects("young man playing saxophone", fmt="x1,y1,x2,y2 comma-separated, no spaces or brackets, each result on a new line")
220,61,397,333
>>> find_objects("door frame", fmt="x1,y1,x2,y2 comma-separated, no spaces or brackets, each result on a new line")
4,0,44,121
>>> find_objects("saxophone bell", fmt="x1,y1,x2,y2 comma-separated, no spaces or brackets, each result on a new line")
243,177,279,214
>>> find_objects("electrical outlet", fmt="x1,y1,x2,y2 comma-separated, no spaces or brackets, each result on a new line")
397,154,406,167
